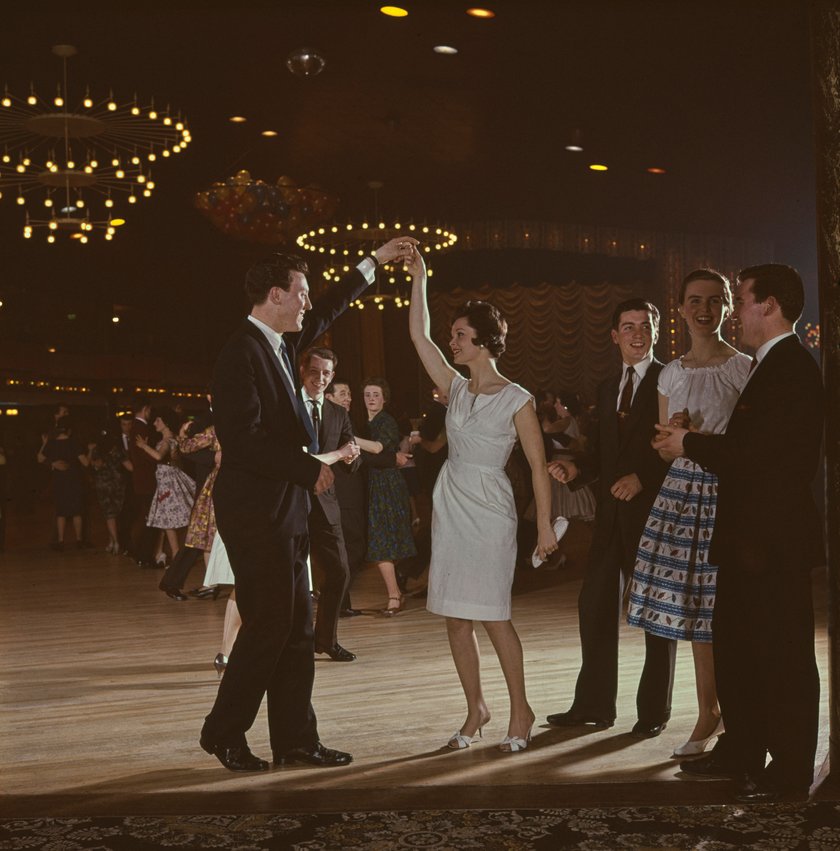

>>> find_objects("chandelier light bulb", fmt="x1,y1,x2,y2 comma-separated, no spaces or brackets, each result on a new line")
115,169,125,178
1,97,10,107
131,155,140,165
54,96,64,107
128,194,137,203
162,149,170,157
47,234,55,243
90,159,98,168
76,198,84,207
163,116,172,125
149,110,157,120
146,181,155,189
105,198,114,208
16,196,25,205
16,163,25,173
148,152,156,161
27,95,37,106
49,221,57,230
80,235,88,243
105,233,113,240
83,97,93,108
107,101,117,111
131,106,140,115
44,198,53,207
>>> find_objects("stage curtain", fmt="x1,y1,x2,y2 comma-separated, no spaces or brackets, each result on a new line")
429,281,637,401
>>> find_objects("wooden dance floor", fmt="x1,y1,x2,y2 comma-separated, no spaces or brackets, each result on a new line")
1,511,830,817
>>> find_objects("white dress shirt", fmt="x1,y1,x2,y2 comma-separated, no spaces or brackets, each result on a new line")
615,352,654,411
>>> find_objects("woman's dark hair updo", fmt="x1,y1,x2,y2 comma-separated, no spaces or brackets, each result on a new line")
451,300,508,357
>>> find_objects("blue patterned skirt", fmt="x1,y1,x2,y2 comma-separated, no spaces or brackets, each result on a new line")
626,457,718,642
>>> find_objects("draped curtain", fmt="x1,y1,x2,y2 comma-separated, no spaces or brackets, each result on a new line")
429,280,638,401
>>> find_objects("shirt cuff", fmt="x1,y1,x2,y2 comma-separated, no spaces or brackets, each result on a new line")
357,257,377,284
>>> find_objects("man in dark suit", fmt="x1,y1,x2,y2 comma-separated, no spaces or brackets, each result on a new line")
299,347,361,660
127,398,158,566
546,298,675,736
653,265,823,802
200,238,415,772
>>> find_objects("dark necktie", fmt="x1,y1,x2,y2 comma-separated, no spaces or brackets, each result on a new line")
309,399,321,446
278,338,295,388
617,365,635,432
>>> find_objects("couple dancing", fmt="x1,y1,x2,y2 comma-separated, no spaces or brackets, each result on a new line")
200,237,558,772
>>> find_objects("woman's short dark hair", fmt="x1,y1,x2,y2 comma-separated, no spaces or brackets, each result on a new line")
451,300,508,357
679,268,733,311
154,407,180,433
362,377,391,403
245,253,309,307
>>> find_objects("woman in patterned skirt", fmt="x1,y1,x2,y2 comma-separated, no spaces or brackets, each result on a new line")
627,269,751,757
363,378,417,615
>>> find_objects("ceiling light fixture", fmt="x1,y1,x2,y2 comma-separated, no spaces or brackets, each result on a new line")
433,45,459,55
0,44,191,243
565,128,584,152
646,166,667,174
466,8,495,18
229,116,247,123
380,5,409,17
296,218,457,310
260,130,278,137
589,163,608,172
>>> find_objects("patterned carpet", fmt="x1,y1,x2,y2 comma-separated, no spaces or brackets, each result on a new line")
3,804,840,850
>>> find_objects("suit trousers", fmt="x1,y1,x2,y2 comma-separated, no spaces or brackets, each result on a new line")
130,492,157,562
201,521,318,755
713,561,819,790
160,545,204,592
339,502,367,609
572,530,676,722
309,500,351,649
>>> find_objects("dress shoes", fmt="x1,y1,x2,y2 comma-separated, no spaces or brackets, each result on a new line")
200,738,269,772
315,643,356,662
678,753,740,779
733,775,809,804
546,710,614,729
164,588,188,601
339,608,363,618
273,741,353,767
137,559,156,568
631,719,667,739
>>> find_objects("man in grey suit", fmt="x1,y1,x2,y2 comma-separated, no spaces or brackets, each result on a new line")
299,346,361,661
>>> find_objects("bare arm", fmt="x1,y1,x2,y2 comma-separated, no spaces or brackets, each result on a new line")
514,401,558,562
136,435,167,462
406,248,457,394
354,436,383,454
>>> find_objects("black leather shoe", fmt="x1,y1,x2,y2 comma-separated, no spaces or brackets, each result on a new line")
200,738,269,772
137,560,156,568
164,588,188,601
546,710,614,729
315,643,356,662
339,608,363,618
733,774,808,804
631,720,667,738
188,586,221,600
273,741,353,767
679,753,740,779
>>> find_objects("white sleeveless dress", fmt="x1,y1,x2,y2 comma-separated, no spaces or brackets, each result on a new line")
426,373,533,621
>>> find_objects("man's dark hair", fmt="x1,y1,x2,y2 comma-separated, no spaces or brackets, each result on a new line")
737,263,805,323
245,253,309,307
300,346,338,371
679,269,733,311
132,396,151,413
611,298,660,331
326,380,350,395
451,300,508,357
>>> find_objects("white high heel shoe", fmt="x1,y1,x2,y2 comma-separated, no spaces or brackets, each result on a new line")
447,718,489,749
499,726,533,753
672,718,724,758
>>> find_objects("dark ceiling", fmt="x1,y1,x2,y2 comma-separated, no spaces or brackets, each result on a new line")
0,0,818,368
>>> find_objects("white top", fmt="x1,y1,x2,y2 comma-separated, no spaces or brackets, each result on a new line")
658,353,752,435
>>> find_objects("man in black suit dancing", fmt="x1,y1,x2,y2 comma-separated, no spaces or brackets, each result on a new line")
200,238,416,771
653,265,823,802
299,346,361,661
546,298,675,736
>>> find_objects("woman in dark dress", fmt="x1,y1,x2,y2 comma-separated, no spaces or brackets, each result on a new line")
37,418,89,551
86,432,129,554
363,378,417,614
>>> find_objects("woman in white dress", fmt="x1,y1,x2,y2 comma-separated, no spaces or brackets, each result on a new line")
407,246,558,753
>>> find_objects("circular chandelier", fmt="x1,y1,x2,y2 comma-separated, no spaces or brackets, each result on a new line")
0,45,192,243
295,221,458,309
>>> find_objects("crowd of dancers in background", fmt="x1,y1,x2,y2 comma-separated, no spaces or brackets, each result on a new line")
7,241,824,802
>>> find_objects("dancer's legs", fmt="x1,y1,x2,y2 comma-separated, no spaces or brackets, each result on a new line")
446,617,490,739
689,640,721,740
375,560,402,609
221,592,241,658
483,620,534,741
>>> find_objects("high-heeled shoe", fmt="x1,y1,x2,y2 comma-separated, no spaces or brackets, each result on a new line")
154,552,168,568
213,653,228,678
189,586,221,600
672,718,724,758
499,725,533,753
381,595,404,616
447,716,490,749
